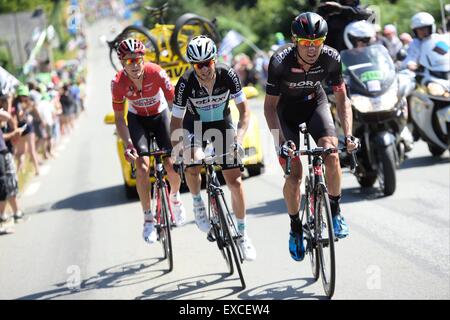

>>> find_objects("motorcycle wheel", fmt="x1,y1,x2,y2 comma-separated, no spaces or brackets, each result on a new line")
357,175,377,188
428,143,446,157
377,145,396,196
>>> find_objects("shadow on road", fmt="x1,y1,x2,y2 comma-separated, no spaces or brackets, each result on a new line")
238,277,325,300
51,184,133,211
16,258,167,300
340,186,385,203
23,185,134,216
246,198,286,217
400,155,449,170
136,273,243,300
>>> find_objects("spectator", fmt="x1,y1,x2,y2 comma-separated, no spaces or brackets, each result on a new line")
59,84,76,135
233,53,256,86
12,85,40,176
37,92,56,159
28,83,46,160
0,103,25,234
399,32,413,50
381,24,403,60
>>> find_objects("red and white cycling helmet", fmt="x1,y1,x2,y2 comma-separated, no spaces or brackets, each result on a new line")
117,38,146,60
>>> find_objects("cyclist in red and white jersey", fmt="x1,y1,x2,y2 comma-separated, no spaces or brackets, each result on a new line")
111,38,186,244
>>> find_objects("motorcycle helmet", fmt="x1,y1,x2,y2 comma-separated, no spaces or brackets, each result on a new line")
343,20,376,49
411,12,436,37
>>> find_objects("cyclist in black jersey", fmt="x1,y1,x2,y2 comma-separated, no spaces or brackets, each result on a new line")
264,12,358,262
170,36,256,261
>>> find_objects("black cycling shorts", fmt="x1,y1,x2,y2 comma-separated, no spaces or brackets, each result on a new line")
278,89,336,147
183,118,240,170
127,108,172,157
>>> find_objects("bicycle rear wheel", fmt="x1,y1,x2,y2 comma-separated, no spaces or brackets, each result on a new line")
159,185,173,272
315,184,336,298
170,13,220,63
303,177,320,281
216,193,246,289
109,25,160,72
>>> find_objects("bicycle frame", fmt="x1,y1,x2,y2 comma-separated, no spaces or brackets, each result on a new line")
286,123,358,298
203,161,241,247
184,150,246,288
152,151,175,228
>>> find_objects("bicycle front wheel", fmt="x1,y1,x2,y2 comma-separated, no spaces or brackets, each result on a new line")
315,184,336,298
159,185,173,272
303,177,319,281
216,193,246,289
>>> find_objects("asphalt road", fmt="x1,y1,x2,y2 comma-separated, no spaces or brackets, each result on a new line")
0,19,448,300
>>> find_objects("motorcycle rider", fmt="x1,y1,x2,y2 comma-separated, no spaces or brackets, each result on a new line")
401,12,443,71
343,20,415,152
343,20,377,50
317,0,374,52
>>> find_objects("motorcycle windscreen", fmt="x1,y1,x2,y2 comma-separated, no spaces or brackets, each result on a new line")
341,44,396,97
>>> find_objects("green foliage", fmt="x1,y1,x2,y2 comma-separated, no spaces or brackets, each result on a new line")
0,47,15,73
362,0,444,34
0,0,53,14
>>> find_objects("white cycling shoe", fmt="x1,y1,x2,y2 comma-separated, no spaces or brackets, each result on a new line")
170,199,187,227
143,221,157,244
238,235,257,261
193,201,211,233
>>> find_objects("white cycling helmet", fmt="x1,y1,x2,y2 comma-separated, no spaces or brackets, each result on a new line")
343,20,376,49
186,35,217,63
411,12,436,36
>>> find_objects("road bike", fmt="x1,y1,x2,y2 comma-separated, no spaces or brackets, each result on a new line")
132,135,175,272
177,146,247,289
285,123,358,298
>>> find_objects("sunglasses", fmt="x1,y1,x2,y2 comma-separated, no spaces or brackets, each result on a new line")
122,57,143,65
193,59,214,69
295,36,326,47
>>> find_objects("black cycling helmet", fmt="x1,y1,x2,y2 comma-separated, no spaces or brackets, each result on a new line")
291,12,328,39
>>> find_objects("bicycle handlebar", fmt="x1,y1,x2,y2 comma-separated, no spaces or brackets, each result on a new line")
176,150,245,172
285,146,358,176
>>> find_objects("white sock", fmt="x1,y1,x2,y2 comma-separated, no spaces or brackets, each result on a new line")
237,218,246,236
192,193,203,204
144,210,153,223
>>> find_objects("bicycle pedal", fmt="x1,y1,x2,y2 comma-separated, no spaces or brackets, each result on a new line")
207,230,216,242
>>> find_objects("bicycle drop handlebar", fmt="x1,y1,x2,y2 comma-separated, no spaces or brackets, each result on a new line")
285,146,358,176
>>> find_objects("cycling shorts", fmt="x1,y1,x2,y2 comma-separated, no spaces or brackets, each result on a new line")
127,108,172,157
183,118,240,171
278,90,336,148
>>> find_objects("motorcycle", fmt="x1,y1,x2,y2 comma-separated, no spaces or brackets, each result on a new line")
409,34,450,157
330,44,415,196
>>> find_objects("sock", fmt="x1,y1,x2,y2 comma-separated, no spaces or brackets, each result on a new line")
237,218,246,236
170,191,180,203
289,213,302,234
192,193,203,204
329,195,341,218
144,210,153,223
